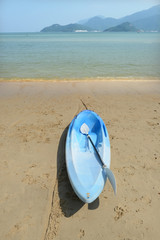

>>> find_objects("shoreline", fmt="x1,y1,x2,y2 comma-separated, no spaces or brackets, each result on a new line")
1,79,160,98
0,77,160,83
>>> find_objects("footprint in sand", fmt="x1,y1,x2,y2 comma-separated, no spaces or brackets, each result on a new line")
79,229,85,239
114,206,127,221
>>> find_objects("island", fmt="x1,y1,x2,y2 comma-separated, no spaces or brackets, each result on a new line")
41,23,92,32
104,22,139,32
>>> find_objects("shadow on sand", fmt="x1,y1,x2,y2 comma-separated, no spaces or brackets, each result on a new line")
57,126,99,217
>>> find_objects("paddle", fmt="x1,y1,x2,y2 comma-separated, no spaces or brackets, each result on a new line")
80,123,117,195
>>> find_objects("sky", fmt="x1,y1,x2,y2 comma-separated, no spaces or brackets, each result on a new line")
0,0,160,32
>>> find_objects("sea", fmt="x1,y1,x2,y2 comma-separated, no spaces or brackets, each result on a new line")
0,32,160,81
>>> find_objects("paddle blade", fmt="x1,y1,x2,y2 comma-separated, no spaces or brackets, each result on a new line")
80,123,89,135
105,168,117,195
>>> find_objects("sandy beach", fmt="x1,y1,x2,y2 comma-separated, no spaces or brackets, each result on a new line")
0,80,160,240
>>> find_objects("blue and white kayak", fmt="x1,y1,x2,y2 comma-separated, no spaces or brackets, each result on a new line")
65,110,116,203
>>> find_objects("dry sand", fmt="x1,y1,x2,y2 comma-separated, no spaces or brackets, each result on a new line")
0,80,160,240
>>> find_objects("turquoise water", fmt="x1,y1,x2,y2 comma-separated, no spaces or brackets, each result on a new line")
0,32,160,80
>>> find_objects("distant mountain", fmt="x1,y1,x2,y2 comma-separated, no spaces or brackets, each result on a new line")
119,4,160,23
78,15,105,25
104,22,139,32
41,5,160,32
78,18,90,25
119,4,160,31
132,14,160,31
82,4,160,31
41,23,92,32
83,16,117,31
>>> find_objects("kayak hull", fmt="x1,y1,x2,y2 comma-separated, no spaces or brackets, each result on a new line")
65,110,110,203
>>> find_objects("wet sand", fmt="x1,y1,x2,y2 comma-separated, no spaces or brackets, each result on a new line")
0,80,160,240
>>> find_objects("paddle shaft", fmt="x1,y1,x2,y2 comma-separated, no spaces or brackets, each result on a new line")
87,134,106,168
80,123,116,194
